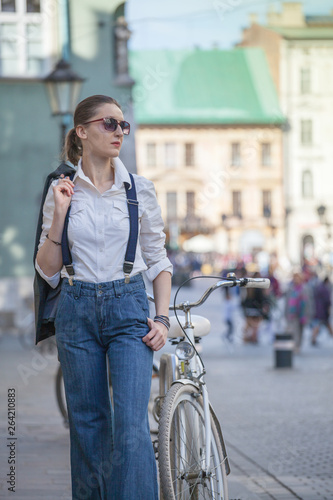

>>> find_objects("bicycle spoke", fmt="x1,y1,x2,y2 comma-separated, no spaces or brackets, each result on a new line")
168,399,222,499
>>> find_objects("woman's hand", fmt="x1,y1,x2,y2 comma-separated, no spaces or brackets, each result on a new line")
143,318,168,351
53,175,75,214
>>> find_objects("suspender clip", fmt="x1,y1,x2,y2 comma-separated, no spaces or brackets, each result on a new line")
123,261,133,284
65,264,75,286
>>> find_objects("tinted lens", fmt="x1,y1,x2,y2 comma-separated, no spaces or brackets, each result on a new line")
103,118,130,135
103,118,118,132
121,121,130,135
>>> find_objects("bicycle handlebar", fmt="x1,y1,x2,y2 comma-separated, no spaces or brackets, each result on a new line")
147,276,270,311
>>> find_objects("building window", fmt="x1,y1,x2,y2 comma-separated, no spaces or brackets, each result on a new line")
231,142,241,166
167,192,177,221
185,143,194,167
165,142,176,167
263,190,272,218
26,23,43,73
26,0,40,12
302,170,313,198
0,0,46,76
301,119,312,145
261,143,271,166
232,191,242,217
146,143,156,167
0,23,18,74
300,68,311,94
1,0,16,12
186,191,195,217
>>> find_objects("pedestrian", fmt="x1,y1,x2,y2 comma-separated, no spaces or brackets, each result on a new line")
285,272,307,353
241,272,269,343
311,277,333,345
35,95,172,500
223,286,235,342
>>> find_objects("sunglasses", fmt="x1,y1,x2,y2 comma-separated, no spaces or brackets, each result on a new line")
83,117,130,135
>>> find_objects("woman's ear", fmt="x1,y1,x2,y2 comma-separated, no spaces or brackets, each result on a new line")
76,125,87,140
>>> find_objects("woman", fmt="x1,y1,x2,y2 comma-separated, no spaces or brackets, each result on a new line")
35,95,172,499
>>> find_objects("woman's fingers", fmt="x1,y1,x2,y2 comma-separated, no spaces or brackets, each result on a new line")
53,177,75,197
143,319,168,351
58,177,75,195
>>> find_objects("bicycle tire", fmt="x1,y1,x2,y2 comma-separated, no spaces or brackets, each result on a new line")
55,365,68,426
158,382,228,500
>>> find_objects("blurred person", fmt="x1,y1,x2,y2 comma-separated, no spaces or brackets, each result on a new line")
285,272,307,353
311,277,333,345
241,272,269,343
35,95,172,500
222,286,235,342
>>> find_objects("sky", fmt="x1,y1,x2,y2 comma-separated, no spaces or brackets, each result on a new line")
126,0,333,51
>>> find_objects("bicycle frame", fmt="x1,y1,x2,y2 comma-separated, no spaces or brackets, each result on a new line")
149,274,270,498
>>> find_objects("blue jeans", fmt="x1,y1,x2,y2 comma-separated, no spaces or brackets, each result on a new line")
55,274,158,500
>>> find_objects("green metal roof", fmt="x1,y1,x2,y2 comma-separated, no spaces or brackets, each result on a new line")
129,48,285,126
270,26,333,39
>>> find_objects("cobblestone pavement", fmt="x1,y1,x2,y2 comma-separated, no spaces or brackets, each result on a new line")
0,278,332,499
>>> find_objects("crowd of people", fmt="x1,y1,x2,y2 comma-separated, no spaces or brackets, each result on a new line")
237,266,333,351
167,250,333,352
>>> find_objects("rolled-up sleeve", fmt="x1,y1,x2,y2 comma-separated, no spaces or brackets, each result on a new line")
35,180,61,289
138,178,173,282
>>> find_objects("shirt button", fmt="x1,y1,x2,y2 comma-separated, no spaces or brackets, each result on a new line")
99,248,103,252
100,267,104,271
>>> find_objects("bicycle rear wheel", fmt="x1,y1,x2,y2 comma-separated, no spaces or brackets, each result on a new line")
158,382,228,500
55,365,68,427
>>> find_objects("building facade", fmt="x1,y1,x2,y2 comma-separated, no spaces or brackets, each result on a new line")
130,48,285,263
0,0,134,280
239,2,333,267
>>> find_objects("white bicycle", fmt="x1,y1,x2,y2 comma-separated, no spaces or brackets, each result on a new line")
150,274,270,500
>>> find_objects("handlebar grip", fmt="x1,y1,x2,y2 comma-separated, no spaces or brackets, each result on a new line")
244,278,270,289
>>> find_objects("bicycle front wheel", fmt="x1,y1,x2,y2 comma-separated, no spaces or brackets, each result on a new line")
158,382,228,500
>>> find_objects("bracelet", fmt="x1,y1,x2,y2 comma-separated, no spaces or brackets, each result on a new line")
154,318,170,330
154,315,170,330
46,234,61,246
154,314,170,324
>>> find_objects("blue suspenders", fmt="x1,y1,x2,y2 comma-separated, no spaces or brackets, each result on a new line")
61,172,138,285
123,173,139,283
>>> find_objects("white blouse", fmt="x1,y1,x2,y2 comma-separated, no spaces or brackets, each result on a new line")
36,158,173,289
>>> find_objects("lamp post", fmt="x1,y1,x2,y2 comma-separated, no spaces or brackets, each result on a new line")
221,214,231,255
44,59,84,149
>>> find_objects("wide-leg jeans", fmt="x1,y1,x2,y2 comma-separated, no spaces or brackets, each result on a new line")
55,274,158,500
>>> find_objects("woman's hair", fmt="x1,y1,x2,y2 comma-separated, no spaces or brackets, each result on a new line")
63,95,121,165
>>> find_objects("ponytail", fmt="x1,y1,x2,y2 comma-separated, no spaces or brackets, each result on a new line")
63,128,82,166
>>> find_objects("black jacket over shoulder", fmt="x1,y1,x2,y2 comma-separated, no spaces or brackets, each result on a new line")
33,163,76,345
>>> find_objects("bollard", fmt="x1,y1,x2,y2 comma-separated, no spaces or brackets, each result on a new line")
274,333,293,368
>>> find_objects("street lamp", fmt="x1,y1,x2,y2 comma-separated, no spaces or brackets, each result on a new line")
317,204,331,240
44,59,85,148
317,204,326,222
